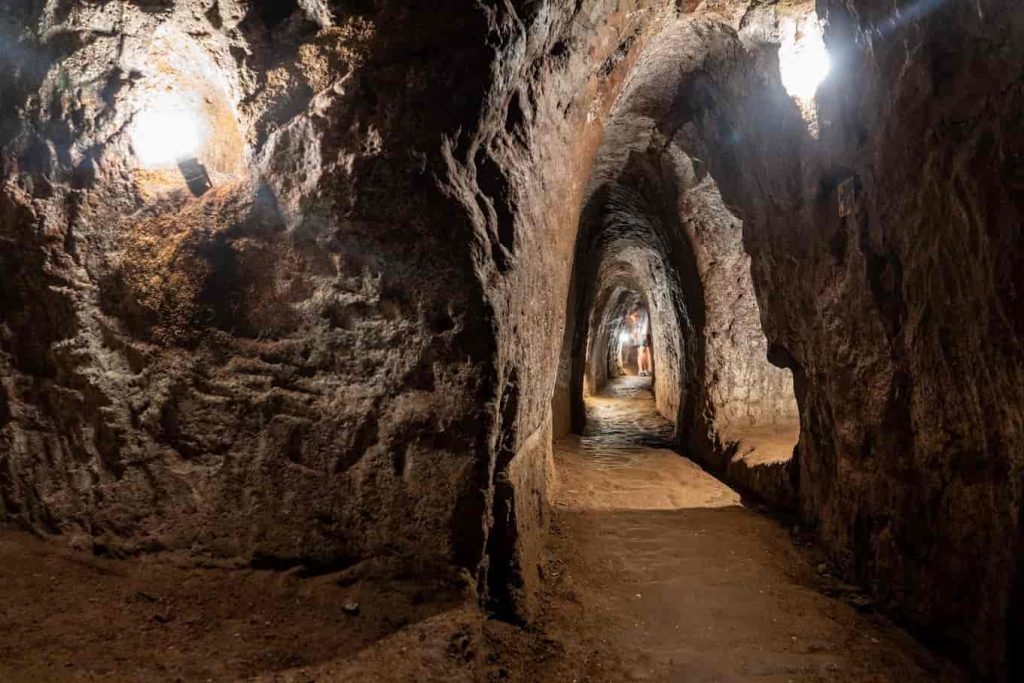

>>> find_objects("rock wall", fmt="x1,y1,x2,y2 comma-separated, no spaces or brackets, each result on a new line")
655,1,1024,676
682,177,799,436
0,0,511,584
3,0,1022,678
0,0,679,619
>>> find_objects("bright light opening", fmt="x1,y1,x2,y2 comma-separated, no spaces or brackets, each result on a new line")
131,93,204,168
619,330,631,343
779,16,830,103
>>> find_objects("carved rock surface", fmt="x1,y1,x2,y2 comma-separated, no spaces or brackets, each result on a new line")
659,1,1024,676
1,0,1022,679
0,0,677,612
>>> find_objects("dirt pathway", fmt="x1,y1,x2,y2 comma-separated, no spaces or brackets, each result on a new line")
497,376,964,682
0,533,474,681
0,377,968,681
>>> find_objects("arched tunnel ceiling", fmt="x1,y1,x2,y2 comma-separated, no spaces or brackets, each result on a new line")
588,18,735,195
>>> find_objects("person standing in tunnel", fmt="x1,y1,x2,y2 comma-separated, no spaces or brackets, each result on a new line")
637,339,652,376
636,311,652,377
623,309,642,375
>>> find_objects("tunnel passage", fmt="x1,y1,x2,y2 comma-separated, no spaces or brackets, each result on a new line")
3,0,1021,679
553,63,800,507
582,246,681,425
549,6,1024,675
585,288,645,391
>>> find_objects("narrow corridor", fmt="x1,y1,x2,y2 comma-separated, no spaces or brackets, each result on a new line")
526,378,964,682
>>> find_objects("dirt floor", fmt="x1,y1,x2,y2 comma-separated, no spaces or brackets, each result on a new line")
0,533,477,682
0,377,966,681
487,377,966,682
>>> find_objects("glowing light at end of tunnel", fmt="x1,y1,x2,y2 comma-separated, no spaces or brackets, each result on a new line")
779,16,831,104
619,331,631,343
131,93,204,168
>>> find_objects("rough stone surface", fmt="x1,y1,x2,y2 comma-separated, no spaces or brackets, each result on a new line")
0,0,507,585
2,0,1023,679
646,1,1024,676
0,0,680,620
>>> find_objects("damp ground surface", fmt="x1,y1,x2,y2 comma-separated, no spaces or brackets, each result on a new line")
488,376,966,682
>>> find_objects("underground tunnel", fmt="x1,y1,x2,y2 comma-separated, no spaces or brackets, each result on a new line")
1,0,1023,681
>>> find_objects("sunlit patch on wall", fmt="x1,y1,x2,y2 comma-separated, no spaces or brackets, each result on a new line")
125,26,247,198
131,91,205,168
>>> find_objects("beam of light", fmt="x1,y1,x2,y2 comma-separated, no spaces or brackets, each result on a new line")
779,16,831,103
130,93,203,168
877,0,950,37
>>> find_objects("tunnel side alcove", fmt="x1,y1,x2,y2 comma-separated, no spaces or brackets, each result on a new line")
0,0,508,587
